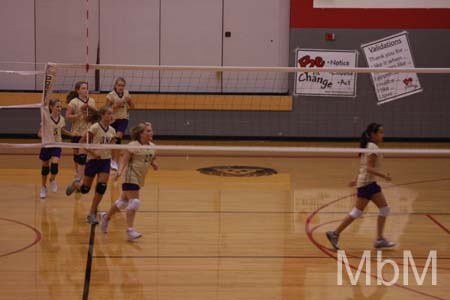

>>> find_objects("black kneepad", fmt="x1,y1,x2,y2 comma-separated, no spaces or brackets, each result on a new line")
50,163,58,175
80,185,91,194
95,182,107,195
115,137,122,145
76,154,87,165
41,166,50,176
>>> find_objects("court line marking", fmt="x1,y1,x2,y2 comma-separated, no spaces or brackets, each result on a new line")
94,255,335,259
82,223,97,300
309,220,450,271
0,217,42,258
305,178,450,300
426,214,450,235
87,177,450,298
92,255,450,259
137,210,450,215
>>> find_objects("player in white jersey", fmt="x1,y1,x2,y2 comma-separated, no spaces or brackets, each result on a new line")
66,106,116,224
105,77,134,170
65,81,98,181
38,98,78,199
100,122,158,241
326,123,395,250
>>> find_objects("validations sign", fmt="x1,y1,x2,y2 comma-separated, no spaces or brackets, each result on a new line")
361,31,422,105
294,49,358,97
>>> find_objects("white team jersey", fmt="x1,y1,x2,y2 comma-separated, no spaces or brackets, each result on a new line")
356,142,382,187
123,141,156,187
106,90,131,120
41,107,66,143
67,97,96,135
87,122,116,160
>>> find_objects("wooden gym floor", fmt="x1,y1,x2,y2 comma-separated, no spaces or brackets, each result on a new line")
0,140,449,300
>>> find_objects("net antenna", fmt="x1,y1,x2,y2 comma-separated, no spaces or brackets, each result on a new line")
84,0,91,143
40,64,57,144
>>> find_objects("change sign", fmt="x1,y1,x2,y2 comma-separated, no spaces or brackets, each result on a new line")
295,49,358,97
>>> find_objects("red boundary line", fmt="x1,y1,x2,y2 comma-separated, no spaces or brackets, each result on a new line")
310,220,450,271
426,214,450,235
0,217,42,258
305,178,450,300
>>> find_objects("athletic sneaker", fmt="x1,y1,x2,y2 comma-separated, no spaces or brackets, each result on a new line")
65,179,80,196
39,187,47,199
126,229,142,241
374,238,396,249
49,180,58,193
86,213,98,225
326,231,340,250
100,212,109,233
111,160,118,171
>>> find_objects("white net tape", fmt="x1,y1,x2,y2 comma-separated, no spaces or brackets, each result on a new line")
48,63,450,74
0,142,448,156
0,103,41,109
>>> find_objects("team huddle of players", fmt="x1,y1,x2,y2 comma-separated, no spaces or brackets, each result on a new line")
39,78,158,241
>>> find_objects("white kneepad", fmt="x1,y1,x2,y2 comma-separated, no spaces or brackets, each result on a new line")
115,198,128,209
379,206,390,217
349,207,363,219
127,198,141,211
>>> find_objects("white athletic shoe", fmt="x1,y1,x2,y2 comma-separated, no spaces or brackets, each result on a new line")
374,238,396,249
126,229,142,241
49,180,58,193
111,160,118,171
39,187,47,199
100,212,109,233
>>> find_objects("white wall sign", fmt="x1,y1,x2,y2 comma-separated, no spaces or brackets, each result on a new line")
295,49,358,97
361,31,422,105
314,0,450,8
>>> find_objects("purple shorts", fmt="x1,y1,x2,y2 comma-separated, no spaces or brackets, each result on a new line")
357,182,381,199
122,183,140,191
85,159,111,177
71,136,82,143
111,119,129,134
39,147,62,161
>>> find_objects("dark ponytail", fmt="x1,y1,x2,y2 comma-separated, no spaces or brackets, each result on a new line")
66,81,88,104
86,105,111,124
359,122,382,154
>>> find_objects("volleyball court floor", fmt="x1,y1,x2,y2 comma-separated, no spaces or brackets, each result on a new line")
0,140,449,300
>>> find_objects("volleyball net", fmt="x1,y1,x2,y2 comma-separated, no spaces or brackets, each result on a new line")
0,62,449,156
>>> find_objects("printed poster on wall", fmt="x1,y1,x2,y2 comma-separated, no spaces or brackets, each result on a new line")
294,49,358,97
361,31,422,105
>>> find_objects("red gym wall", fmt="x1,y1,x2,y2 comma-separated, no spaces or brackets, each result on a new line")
290,0,450,29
